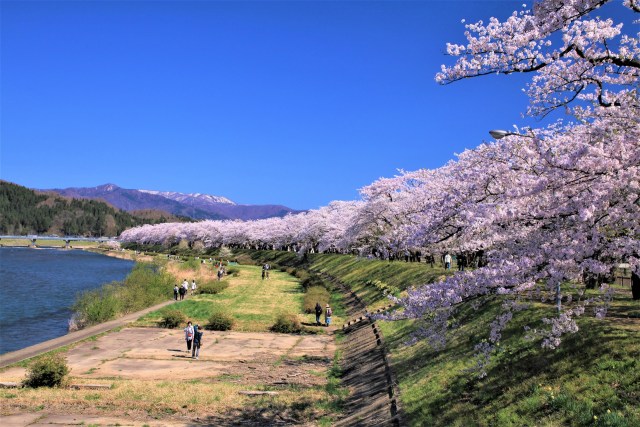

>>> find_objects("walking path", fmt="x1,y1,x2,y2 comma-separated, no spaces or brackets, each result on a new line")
0,300,176,368
320,273,404,427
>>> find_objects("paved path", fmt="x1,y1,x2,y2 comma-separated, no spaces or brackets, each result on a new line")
0,299,176,368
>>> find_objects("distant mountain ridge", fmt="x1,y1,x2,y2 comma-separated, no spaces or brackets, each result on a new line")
43,184,301,221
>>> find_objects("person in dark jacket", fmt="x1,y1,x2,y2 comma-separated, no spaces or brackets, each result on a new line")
192,324,203,359
315,302,323,326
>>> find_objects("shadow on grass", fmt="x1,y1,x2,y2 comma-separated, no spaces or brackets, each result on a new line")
386,300,640,426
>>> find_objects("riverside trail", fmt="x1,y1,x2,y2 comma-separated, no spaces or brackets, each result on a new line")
0,299,176,368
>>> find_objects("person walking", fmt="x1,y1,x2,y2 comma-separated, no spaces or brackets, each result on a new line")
192,325,203,359
458,253,467,271
182,279,189,299
191,279,197,295
217,268,224,281
325,304,332,327
315,302,323,326
173,285,179,301
184,321,194,353
444,253,452,270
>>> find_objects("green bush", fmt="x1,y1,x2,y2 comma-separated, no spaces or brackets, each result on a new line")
303,286,331,314
225,267,240,276
71,262,175,329
198,280,229,295
294,269,310,281
301,275,326,290
207,311,234,331
159,309,186,328
271,312,302,333
23,354,69,388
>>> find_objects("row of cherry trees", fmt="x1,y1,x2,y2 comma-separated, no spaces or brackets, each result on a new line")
121,0,639,367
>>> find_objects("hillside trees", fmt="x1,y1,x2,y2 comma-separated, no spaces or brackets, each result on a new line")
0,181,170,237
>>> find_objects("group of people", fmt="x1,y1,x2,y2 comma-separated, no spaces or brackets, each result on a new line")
183,321,204,359
261,263,270,280
173,279,197,300
314,302,332,327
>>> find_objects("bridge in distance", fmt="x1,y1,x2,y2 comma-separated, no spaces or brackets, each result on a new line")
0,235,115,247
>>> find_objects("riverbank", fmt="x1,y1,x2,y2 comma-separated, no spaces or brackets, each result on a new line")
0,259,345,426
0,299,176,368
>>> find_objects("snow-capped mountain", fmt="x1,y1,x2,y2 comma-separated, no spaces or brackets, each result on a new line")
43,184,301,220
139,190,235,206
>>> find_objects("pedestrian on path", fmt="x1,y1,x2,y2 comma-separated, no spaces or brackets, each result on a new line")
191,279,197,295
315,302,323,326
184,321,194,352
325,304,332,327
173,285,179,301
192,325,203,359
181,279,189,299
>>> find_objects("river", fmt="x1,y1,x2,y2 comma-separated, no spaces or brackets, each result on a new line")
0,247,135,354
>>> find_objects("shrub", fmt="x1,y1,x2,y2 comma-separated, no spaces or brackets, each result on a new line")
159,309,186,328
23,354,69,388
271,312,302,333
207,311,234,331
225,267,240,276
198,281,228,295
71,262,175,330
303,286,331,314
301,275,326,290
294,269,310,281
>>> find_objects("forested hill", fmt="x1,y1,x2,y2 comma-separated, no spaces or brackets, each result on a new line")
0,181,181,237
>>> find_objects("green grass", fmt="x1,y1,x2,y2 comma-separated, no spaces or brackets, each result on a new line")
237,250,639,426
376,293,640,426
136,264,315,331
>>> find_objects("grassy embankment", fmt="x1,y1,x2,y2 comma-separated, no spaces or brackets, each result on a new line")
135,260,345,331
236,250,640,427
1,254,346,425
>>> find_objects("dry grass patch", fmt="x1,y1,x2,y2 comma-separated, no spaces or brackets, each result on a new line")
0,377,330,421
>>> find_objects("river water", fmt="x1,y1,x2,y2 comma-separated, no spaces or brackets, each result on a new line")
0,247,135,354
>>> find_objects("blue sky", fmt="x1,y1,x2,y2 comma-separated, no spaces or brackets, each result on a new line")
0,0,628,210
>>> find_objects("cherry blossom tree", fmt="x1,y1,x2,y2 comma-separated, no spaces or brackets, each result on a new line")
118,0,638,375
377,0,639,372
